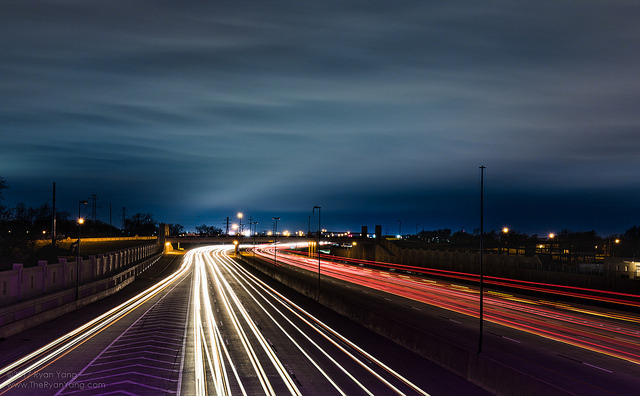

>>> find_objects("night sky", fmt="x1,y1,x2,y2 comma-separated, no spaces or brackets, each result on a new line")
2,1,640,236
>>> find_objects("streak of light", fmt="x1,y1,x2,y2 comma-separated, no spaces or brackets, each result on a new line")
0,256,192,393
215,246,430,396
255,245,640,366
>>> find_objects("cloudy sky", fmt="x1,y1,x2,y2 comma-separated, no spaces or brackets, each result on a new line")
2,0,639,235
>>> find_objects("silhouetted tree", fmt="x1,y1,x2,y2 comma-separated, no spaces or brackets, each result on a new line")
620,225,640,258
420,228,451,244
169,224,184,236
195,224,222,236
124,213,157,236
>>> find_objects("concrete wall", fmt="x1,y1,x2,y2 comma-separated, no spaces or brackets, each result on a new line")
238,254,570,396
0,244,160,307
332,240,640,294
0,253,163,339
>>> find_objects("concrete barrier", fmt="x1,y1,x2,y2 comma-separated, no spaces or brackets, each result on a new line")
0,253,162,339
0,244,160,306
238,254,571,396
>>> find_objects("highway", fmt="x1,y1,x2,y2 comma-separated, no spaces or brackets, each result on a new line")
0,253,191,395
0,246,488,395
184,245,486,395
251,243,640,395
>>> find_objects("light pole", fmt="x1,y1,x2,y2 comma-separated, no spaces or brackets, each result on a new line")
77,200,88,300
502,227,509,255
253,222,258,255
272,217,280,265
238,212,243,236
478,166,485,354
313,206,321,301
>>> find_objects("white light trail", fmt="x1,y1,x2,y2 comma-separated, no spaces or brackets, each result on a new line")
203,245,430,396
0,256,192,393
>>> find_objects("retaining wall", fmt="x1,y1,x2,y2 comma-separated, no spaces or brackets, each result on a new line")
333,241,640,294
0,244,159,306
238,254,570,396
0,252,162,339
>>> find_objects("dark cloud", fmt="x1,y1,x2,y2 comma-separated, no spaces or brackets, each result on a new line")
1,0,639,234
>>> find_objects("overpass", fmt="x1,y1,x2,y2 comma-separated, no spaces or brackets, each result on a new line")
163,235,364,248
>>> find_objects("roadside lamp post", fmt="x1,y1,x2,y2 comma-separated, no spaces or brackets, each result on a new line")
478,166,485,354
253,222,258,255
77,200,88,300
611,238,620,257
272,217,280,265
502,227,509,255
238,212,243,235
313,206,321,301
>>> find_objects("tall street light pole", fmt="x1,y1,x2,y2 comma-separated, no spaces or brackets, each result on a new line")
253,222,258,255
313,206,321,301
478,166,485,354
272,217,280,265
77,200,88,300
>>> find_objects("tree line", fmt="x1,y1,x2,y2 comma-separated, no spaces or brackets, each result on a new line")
416,227,640,258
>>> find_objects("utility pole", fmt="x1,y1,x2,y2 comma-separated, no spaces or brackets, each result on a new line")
313,206,321,301
121,207,126,233
51,182,56,246
478,165,485,354
272,217,280,265
225,217,230,235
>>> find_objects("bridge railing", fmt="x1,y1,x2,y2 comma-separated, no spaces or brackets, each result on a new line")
0,243,161,307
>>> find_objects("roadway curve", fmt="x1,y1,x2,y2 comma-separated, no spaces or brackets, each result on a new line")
251,243,640,395
0,247,488,395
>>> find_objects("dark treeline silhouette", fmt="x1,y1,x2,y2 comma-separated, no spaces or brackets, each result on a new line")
413,227,640,259
195,224,223,236
0,177,173,267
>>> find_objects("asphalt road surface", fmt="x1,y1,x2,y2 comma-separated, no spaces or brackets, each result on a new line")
0,247,489,395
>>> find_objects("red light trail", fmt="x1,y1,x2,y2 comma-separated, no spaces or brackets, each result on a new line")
253,244,640,365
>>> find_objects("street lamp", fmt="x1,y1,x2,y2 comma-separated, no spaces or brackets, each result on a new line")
272,217,280,265
77,200,88,300
313,206,321,301
252,222,258,255
502,227,509,255
237,212,243,235
478,165,485,354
